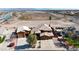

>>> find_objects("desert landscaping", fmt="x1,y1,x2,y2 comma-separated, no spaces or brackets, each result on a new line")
0,9,79,51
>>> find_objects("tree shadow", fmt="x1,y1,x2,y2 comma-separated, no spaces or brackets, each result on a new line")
15,44,30,51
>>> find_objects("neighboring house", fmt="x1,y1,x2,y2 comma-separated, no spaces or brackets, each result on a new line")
39,24,54,39
16,26,31,38
31,24,54,40
39,24,52,32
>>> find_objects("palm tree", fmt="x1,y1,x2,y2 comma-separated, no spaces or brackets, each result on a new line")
0,35,6,44
27,32,37,48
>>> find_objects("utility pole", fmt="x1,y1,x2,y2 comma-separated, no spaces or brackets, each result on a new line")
49,15,52,27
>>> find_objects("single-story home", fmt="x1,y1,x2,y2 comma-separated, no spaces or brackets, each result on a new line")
16,26,31,38
39,24,52,32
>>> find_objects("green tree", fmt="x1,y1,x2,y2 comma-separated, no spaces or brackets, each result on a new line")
27,32,37,48
0,35,6,44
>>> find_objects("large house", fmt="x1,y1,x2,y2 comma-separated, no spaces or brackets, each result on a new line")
32,24,54,40
16,26,31,38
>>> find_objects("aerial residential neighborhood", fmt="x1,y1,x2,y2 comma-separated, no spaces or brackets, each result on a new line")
0,8,79,51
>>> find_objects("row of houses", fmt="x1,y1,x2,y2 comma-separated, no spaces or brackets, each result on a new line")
15,24,54,40
15,22,77,40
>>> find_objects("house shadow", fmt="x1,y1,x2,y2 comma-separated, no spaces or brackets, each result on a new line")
15,44,30,51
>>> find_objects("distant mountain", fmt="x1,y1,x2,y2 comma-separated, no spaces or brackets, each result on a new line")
0,8,53,12
0,8,79,12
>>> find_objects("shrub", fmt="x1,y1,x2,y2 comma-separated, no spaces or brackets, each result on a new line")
0,35,6,44
64,36,79,48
